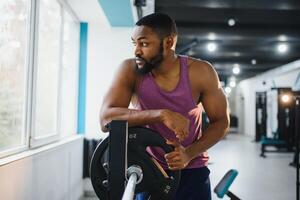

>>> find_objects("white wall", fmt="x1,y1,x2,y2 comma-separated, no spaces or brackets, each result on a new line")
85,24,134,139
0,137,83,200
235,60,300,137
67,0,136,139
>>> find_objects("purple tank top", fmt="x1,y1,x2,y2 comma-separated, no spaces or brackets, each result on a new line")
135,55,209,169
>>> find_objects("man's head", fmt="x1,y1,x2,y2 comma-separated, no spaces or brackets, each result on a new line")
131,13,178,75
135,13,177,40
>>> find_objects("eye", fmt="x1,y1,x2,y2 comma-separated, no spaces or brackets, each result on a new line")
141,42,148,47
132,42,137,46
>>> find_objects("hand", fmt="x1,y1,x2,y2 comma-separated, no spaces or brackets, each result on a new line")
164,140,192,170
161,109,190,141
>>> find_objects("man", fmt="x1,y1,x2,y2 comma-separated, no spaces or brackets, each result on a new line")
100,13,229,200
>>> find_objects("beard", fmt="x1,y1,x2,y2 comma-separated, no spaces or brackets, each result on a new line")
135,43,164,75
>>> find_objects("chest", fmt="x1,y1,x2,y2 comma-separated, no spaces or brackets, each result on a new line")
136,75,201,108
153,72,201,105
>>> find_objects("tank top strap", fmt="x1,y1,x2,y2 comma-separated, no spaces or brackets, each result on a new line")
179,55,190,87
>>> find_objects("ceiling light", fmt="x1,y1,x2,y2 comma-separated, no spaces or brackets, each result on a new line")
229,81,236,88
207,42,217,52
225,87,232,94
277,43,288,53
251,59,257,65
280,93,294,106
278,35,287,42
208,33,216,40
233,52,240,57
281,94,291,103
232,64,240,75
228,19,235,26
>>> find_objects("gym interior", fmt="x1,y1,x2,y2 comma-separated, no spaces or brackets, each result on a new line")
0,0,300,200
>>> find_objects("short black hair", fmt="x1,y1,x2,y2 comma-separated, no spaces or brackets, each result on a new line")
135,13,177,39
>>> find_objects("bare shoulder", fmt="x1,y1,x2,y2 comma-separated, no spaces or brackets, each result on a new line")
118,58,137,77
114,58,139,89
187,57,220,89
187,57,216,76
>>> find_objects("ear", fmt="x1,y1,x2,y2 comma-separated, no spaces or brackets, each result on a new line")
165,36,174,49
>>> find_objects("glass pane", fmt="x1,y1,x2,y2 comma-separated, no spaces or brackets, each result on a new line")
0,0,29,151
34,0,62,138
60,9,79,138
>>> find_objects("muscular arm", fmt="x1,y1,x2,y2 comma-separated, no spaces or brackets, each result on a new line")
99,59,164,132
186,61,230,159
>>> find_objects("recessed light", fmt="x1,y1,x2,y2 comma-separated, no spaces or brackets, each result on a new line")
278,35,287,42
233,52,241,57
208,33,216,40
233,65,240,75
228,18,235,26
207,42,217,52
277,43,288,53
229,81,236,87
251,59,257,65
225,87,232,94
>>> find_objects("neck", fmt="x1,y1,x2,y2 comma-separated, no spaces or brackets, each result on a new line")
152,51,179,76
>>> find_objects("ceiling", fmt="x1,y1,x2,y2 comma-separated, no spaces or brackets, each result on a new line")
155,0,300,83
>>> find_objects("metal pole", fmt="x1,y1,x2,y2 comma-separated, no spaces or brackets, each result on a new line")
296,98,299,200
122,165,143,200
122,173,138,200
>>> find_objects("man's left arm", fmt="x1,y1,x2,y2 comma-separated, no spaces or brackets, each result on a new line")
165,62,230,170
186,61,230,160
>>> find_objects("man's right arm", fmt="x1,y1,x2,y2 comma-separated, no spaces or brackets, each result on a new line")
99,59,189,140
100,59,165,132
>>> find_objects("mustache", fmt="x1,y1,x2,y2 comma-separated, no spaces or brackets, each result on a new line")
135,56,147,62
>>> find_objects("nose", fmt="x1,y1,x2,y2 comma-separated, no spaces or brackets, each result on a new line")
134,45,142,57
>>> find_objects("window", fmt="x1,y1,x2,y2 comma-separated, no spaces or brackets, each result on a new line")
31,0,62,145
60,6,80,139
0,0,80,157
0,0,30,153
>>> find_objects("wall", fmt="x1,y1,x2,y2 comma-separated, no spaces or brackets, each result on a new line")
85,24,134,139
0,137,83,200
235,60,300,137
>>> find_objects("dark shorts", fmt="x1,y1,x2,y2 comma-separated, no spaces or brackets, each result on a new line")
135,166,211,200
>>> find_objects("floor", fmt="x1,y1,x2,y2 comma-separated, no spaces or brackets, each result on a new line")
82,133,297,200
208,133,296,200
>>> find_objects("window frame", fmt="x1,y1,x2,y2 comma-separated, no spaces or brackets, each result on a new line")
58,0,80,139
29,0,63,148
0,0,33,158
0,0,81,157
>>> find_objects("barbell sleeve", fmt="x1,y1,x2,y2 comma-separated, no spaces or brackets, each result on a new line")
122,173,138,200
122,165,143,200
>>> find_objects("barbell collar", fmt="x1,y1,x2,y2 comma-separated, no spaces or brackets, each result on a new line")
126,165,143,185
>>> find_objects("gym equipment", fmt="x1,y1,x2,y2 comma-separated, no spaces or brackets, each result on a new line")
214,169,240,200
90,121,180,200
255,92,267,142
288,92,300,200
277,88,295,149
260,88,296,157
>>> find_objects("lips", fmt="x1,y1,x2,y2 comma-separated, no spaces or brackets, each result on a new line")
135,58,145,66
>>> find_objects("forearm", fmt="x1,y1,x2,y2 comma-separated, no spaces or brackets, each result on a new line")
100,107,165,132
186,119,229,160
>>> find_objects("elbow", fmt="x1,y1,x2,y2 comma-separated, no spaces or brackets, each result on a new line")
101,125,109,133
99,109,110,133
